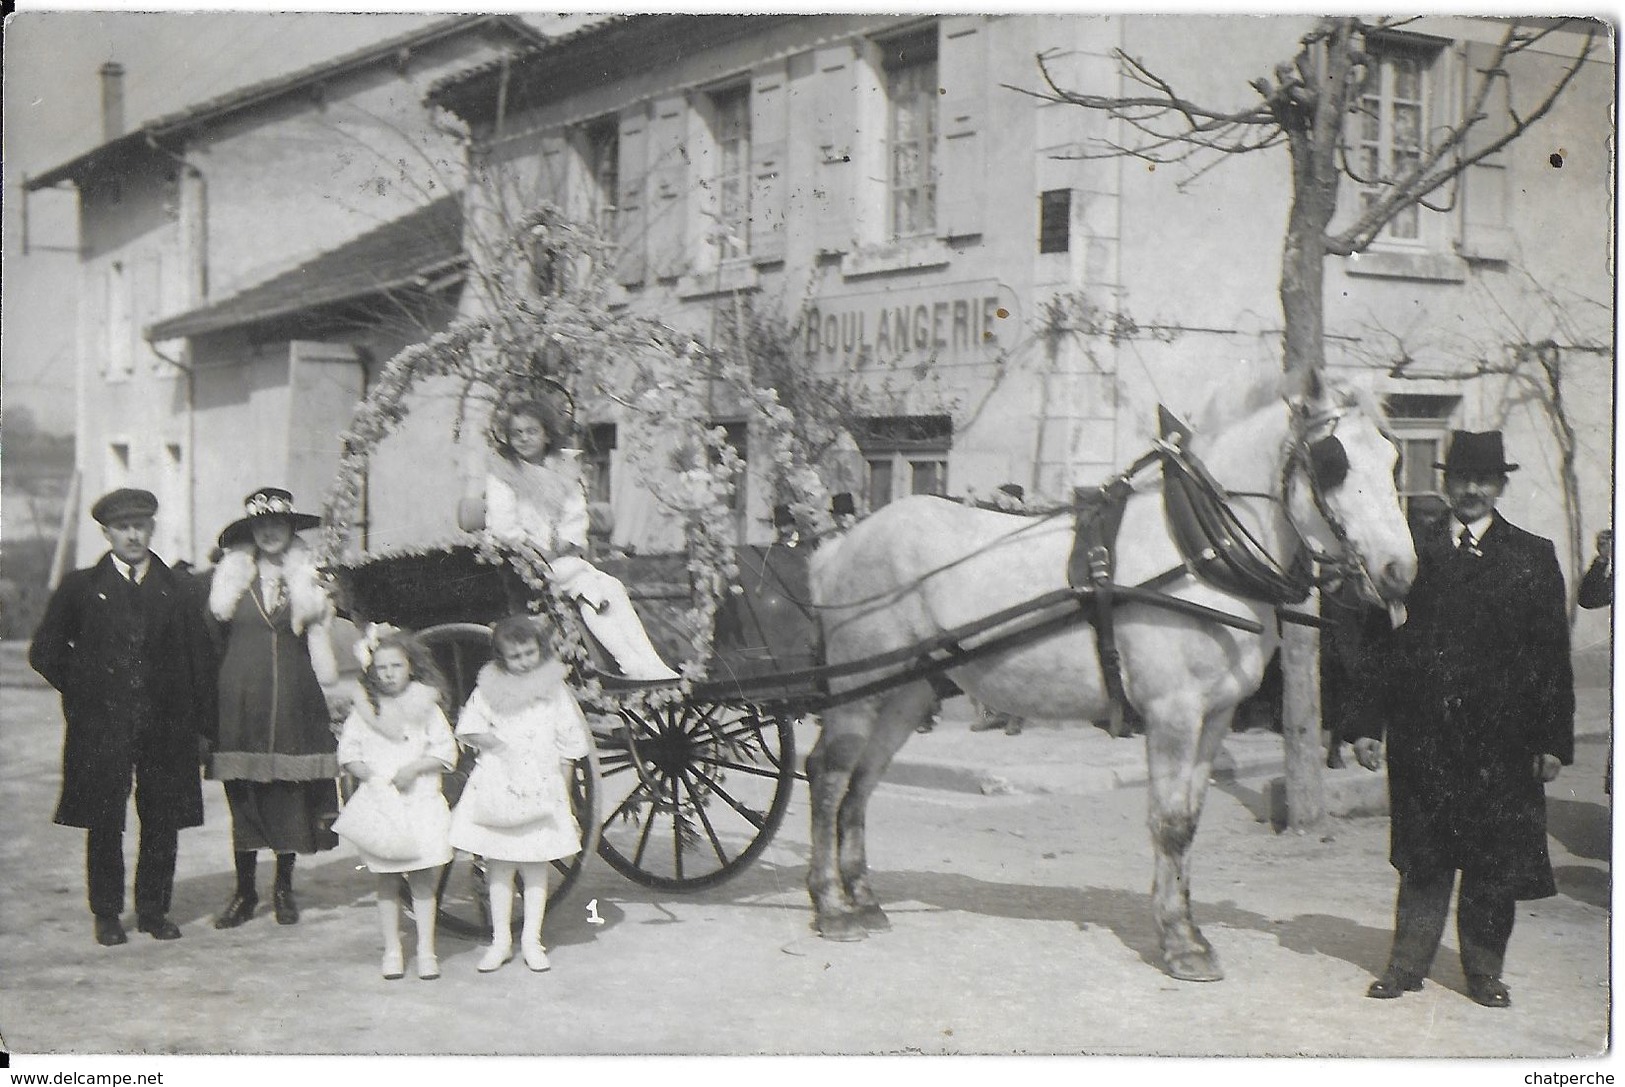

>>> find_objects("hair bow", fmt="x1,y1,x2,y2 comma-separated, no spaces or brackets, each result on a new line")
354,622,401,671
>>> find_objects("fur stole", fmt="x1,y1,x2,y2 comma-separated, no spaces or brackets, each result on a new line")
357,681,444,742
210,541,338,685
474,658,568,718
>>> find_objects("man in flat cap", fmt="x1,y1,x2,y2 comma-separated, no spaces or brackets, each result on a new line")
1349,431,1573,1008
30,488,217,946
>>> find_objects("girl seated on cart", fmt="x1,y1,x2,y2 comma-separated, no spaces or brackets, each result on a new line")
460,395,678,682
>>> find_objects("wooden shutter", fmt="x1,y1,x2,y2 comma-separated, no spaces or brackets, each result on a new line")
751,60,790,262
1458,40,1514,261
645,94,690,279
615,105,650,286
937,15,988,241
810,43,856,254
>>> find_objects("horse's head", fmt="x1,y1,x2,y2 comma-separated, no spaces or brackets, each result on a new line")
1284,368,1416,606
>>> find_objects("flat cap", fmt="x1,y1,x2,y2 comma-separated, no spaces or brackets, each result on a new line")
91,487,159,525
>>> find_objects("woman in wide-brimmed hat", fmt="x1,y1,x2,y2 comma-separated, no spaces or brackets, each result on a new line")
204,487,341,930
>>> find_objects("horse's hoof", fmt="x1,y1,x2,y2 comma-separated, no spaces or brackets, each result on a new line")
813,914,869,942
854,904,891,932
1164,950,1224,982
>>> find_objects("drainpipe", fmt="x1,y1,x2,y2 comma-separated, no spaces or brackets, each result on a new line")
100,62,126,141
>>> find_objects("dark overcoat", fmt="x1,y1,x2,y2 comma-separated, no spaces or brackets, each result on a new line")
29,554,218,830
1355,514,1574,899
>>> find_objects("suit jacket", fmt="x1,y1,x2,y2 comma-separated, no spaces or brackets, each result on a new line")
1352,513,1573,898
29,553,217,830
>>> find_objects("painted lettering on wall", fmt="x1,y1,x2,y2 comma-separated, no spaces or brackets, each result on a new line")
804,282,1015,366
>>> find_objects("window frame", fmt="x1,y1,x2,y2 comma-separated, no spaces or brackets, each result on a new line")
579,116,621,242
880,29,940,242
1349,32,1450,250
852,414,952,510
704,83,753,265
1383,392,1459,536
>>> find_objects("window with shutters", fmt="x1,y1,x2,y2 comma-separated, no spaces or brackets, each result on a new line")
582,118,620,241
1354,37,1439,245
708,85,752,262
883,32,938,240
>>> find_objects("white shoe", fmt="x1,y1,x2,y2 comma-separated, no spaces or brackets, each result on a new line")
418,953,440,981
381,947,404,980
522,943,550,972
478,943,514,973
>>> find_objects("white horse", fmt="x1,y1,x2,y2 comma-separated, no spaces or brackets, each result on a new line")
805,365,1416,980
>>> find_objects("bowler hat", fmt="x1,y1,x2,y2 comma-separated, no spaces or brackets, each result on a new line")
1435,430,1519,476
218,487,322,549
91,488,158,526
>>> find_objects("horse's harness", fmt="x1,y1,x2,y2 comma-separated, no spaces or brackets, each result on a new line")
1067,398,1365,726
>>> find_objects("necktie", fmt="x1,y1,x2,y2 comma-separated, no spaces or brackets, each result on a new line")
1458,527,1480,558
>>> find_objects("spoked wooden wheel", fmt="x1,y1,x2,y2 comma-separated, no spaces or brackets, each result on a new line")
416,623,603,937
595,699,796,891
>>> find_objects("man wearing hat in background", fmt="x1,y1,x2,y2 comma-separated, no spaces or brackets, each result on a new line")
1350,431,1573,1008
30,489,217,947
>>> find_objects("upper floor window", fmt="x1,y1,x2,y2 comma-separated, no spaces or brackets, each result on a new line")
1355,37,1439,244
709,85,752,262
883,32,938,240
584,118,620,240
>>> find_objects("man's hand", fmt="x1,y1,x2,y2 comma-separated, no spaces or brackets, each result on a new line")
1534,753,1562,783
1352,737,1384,771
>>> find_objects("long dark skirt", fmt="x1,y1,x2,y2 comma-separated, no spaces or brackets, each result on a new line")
224,779,339,854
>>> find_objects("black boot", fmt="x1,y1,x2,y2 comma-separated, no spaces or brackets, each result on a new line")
215,850,259,929
273,853,299,925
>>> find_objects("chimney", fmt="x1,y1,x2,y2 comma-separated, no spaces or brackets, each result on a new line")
100,62,125,141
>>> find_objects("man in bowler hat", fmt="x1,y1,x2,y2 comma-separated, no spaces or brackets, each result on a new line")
30,489,217,946
1350,431,1573,1007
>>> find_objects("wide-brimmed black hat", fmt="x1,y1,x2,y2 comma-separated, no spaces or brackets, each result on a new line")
218,487,322,548
1435,430,1519,476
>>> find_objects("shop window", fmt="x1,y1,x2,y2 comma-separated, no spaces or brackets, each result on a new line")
1383,393,1458,539
853,414,951,508
883,31,938,240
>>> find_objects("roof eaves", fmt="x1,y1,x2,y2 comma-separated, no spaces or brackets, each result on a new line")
27,14,543,191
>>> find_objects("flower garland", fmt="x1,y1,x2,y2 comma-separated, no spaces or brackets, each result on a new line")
317,202,829,712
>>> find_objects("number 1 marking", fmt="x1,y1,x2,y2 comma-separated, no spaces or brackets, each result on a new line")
586,898,605,925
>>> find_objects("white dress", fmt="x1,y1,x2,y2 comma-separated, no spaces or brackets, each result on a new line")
448,661,591,863
335,682,457,873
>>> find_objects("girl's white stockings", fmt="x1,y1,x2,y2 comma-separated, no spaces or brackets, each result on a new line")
479,862,550,973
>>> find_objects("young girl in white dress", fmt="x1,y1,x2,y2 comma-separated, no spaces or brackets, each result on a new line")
335,627,457,980
449,614,591,973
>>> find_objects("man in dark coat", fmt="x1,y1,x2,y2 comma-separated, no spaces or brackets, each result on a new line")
30,488,217,946
1350,431,1573,1008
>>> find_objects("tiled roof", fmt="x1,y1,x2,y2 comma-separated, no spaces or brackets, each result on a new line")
426,14,790,121
146,195,463,340
424,14,632,102
27,15,548,190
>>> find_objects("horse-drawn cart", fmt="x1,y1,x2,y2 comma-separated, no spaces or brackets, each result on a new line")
329,540,818,912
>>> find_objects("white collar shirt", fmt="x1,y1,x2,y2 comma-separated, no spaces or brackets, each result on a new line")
1452,514,1495,549
112,555,151,584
